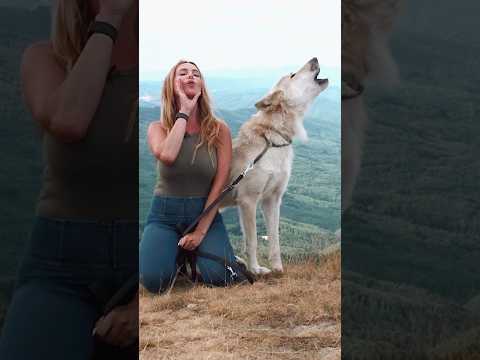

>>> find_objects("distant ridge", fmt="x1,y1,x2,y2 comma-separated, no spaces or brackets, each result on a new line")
0,5,50,39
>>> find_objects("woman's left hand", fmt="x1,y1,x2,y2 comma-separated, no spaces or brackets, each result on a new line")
178,231,205,251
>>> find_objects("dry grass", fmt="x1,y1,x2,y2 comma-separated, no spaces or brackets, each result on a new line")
139,251,340,360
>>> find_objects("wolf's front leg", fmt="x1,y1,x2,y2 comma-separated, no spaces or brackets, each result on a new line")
341,97,367,213
238,199,271,275
261,195,283,273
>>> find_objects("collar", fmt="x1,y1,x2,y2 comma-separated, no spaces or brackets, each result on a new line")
258,125,293,147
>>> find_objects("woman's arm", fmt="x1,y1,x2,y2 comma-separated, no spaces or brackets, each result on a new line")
147,119,187,166
179,122,232,250
148,79,201,166
20,7,130,142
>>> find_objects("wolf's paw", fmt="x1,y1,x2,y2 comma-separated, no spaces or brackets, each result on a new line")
250,265,272,275
272,264,284,273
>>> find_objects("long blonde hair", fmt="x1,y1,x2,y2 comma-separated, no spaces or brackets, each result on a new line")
161,60,222,164
51,0,91,70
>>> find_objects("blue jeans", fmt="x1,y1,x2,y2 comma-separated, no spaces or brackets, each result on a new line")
0,217,138,360
140,196,240,293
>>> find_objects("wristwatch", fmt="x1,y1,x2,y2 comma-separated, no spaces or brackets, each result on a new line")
88,21,118,43
175,112,190,121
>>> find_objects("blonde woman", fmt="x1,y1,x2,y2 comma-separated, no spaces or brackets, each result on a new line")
0,1,138,359
140,60,244,293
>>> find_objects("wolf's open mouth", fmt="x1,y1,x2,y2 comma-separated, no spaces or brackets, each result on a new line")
315,69,328,85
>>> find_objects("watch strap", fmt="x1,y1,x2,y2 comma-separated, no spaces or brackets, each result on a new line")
88,21,118,43
175,112,190,121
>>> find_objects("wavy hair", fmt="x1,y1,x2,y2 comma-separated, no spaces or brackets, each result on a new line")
161,60,222,164
51,0,91,70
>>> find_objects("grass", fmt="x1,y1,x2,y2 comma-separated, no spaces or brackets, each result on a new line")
139,250,340,360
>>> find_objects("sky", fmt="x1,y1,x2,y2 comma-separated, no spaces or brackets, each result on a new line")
140,0,340,80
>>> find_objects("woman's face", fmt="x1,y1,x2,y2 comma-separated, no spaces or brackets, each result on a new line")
88,0,100,15
174,62,203,99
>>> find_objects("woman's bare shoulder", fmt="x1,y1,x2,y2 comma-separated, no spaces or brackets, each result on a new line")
148,119,166,133
22,41,56,64
149,119,164,127
21,41,64,79
217,119,232,138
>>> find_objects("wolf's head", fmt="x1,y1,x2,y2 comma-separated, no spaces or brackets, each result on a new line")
342,0,403,91
255,57,328,115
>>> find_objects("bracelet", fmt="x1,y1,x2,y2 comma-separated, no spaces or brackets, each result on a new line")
88,21,118,43
175,112,189,122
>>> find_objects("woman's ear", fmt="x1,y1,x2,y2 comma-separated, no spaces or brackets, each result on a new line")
255,90,285,112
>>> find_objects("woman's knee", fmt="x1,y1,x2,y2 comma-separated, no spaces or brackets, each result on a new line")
140,266,177,293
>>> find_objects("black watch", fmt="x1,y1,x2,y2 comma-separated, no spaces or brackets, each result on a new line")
175,112,189,121
88,21,118,43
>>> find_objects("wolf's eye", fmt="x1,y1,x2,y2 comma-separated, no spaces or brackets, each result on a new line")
290,73,296,79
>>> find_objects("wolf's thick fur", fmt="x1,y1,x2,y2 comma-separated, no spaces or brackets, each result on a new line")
220,58,328,274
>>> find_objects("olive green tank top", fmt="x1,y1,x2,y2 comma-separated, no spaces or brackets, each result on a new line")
36,68,139,220
154,133,217,197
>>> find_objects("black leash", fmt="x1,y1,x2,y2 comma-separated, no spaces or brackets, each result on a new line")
181,130,291,236
176,130,292,285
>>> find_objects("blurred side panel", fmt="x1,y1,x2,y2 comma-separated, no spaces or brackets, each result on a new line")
0,3,50,330
342,0,480,358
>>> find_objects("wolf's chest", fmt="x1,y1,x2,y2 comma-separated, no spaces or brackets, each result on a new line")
257,147,293,174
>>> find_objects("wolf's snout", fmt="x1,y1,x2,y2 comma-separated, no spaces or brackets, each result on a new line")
309,57,319,71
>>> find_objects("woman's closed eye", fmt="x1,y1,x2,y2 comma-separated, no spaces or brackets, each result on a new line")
179,72,200,78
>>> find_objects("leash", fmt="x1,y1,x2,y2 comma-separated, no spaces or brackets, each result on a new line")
181,129,291,236
176,129,292,285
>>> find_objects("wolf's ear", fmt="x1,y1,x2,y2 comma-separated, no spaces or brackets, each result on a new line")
255,90,285,111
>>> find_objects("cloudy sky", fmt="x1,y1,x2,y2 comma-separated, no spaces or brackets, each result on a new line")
140,0,340,79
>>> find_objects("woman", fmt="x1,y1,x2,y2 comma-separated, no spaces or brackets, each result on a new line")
140,60,244,293
0,1,138,359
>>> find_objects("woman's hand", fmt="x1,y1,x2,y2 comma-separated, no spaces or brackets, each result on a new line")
178,231,205,251
175,78,201,116
98,0,136,28
93,300,138,347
